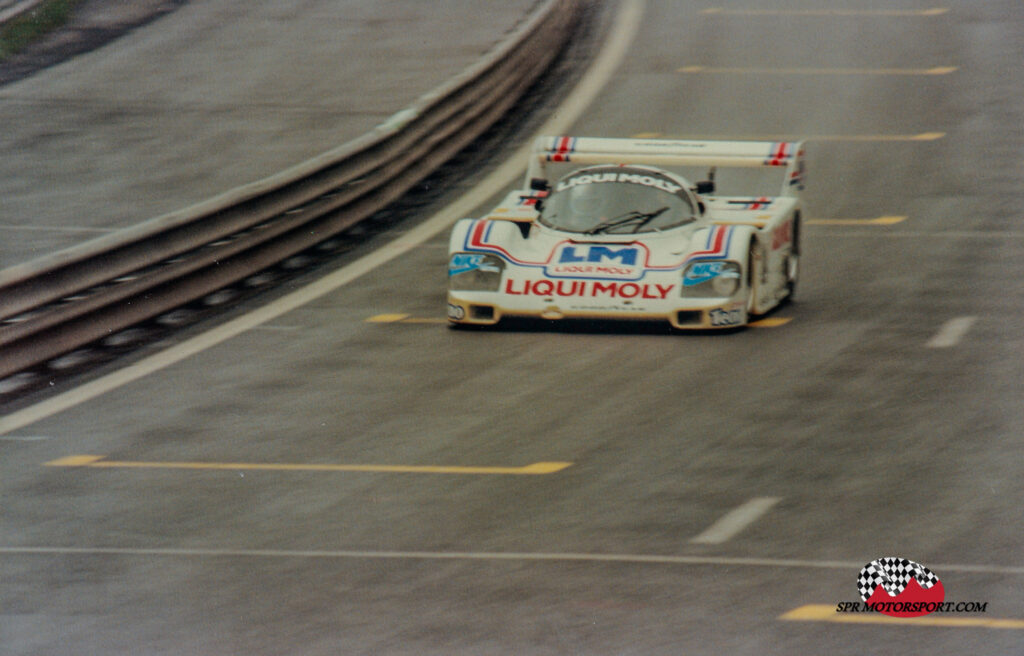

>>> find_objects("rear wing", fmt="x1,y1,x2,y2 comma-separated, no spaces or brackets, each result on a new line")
526,136,805,197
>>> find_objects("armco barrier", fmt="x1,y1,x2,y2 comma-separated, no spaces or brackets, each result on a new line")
0,0,579,380
0,0,47,26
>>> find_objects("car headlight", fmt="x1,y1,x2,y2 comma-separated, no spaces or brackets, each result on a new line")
681,261,741,297
448,253,505,291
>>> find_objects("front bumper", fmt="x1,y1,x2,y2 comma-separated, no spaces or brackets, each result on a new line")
447,293,748,329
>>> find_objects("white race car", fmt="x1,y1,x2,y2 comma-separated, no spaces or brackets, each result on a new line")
447,136,805,329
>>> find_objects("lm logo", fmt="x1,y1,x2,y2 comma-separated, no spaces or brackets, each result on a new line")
549,244,644,279
558,245,639,266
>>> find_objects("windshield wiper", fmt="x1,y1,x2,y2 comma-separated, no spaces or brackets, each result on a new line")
583,206,671,235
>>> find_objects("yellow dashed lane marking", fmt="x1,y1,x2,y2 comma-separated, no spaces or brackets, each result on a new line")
749,317,791,328
808,132,945,142
679,65,957,75
809,216,907,226
781,604,1024,629
46,455,573,476
366,313,411,322
701,8,950,17
367,314,447,324
816,132,945,142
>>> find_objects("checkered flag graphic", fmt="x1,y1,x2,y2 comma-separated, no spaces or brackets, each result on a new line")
857,557,941,601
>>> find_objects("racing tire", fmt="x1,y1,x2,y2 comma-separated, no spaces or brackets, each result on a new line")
784,213,801,298
746,240,762,317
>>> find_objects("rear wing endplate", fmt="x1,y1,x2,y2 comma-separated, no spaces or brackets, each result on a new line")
527,136,806,197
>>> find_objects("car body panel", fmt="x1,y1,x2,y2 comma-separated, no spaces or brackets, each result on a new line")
447,136,805,329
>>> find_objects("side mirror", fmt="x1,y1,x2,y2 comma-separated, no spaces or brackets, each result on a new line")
695,166,716,195
529,177,550,191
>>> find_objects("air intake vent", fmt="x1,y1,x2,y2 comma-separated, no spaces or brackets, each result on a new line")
470,305,495,320
676,310,702,326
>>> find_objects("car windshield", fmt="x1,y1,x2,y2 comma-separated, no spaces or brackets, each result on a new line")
538,167,697,234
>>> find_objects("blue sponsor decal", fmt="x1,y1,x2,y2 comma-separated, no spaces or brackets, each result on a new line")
558,245,639,266
547,243,645,280
449,253,500,276
684,261,727,286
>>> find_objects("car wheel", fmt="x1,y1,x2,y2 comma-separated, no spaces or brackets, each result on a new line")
785,214,801,297
784,252,799,297
746,240,762,316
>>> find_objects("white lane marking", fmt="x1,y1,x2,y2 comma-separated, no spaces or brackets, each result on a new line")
0,0,647,435
689,497,781,544
1,546,1021,575
926,316,977,348
0,435,50,441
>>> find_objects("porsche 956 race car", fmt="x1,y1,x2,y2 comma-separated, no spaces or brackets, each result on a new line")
447,136,805,329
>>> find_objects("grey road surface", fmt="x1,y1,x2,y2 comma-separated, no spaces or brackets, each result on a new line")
0,0,537,267
2,0,1023,654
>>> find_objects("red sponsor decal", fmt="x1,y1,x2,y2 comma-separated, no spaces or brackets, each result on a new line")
505,279,674,300
766,142,791,166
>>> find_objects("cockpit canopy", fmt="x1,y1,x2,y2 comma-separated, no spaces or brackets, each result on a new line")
537,165,698,234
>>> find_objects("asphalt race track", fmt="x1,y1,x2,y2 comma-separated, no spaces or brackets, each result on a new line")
2,1,1023,654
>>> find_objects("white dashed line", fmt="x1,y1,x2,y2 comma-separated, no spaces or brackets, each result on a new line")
926,316,977,348
690,497,781,544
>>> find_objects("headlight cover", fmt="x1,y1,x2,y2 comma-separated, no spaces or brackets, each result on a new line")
681,260,741,297
448,253,505,291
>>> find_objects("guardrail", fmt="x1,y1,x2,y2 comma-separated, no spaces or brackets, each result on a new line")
0,0,579,380
0,0,47,26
